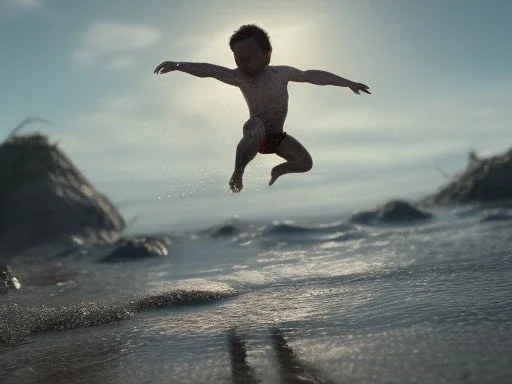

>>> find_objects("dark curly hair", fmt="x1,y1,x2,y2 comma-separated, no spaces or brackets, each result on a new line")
229,24,272,53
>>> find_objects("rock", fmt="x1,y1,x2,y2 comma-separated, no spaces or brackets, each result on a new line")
0,264,21,294
423,148,512,205
0,132,125,253
100,236,172,262
349,199,433,224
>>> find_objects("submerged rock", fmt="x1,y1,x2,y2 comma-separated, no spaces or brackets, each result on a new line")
100,236,172,262
349,200,433,224
0,264,21,294
0,131,125,253
423,148,512,205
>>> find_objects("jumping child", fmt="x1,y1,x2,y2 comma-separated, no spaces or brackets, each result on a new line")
154,24,370,192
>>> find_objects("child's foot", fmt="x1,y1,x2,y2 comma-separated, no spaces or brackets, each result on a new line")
229,172,243,193
268,170,280,186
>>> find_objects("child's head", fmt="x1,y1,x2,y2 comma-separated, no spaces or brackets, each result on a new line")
229,24,272,76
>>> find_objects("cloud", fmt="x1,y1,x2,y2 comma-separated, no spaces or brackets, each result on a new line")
73,20,160,69
83,21,160,53
104,57,133,70
56,77,243,184
313,139,470,169
5,0,42,9
0,0,43,18
71,48,95,66
101,94,139,111
57,112,184,180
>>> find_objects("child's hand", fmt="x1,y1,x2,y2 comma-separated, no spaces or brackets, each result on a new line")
349,82,371,95
154,61,177,75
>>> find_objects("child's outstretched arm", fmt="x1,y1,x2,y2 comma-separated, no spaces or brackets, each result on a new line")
282,66,370,94
154,61,241,87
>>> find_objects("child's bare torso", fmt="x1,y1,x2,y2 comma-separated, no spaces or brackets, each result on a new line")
236,66,289,134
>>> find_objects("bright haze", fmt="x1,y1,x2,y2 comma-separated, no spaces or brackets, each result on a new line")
1,0,510,230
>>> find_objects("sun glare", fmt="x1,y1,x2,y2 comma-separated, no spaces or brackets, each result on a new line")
172,19,325,125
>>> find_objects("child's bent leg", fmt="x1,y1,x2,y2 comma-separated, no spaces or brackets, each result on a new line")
229,117,265,192
269,135,313,186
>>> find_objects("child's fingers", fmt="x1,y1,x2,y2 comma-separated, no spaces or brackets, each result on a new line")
154,63,167,74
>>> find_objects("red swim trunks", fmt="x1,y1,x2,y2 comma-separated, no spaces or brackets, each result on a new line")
258,132,287,154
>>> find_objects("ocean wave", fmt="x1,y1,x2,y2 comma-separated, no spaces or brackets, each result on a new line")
263,221,354,236
193,219,367,251
480,212,512,223
0,287,236,345
196,221,254,239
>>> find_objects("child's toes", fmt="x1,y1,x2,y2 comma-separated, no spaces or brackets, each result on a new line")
229,178,243,193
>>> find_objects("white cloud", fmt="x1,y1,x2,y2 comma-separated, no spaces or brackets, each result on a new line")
57,76,243,184
307,108,417,133
83,21,160,53
104,56,133,70
72,48,95,66
101,94,139,110
57,112,179,180
0,0,43,18
314,139,469,168
6,0,42,9
73,20,160,69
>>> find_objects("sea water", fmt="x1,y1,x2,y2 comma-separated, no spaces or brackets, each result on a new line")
1,188,511,383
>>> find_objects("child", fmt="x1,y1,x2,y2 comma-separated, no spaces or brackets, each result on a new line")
154,24,370,193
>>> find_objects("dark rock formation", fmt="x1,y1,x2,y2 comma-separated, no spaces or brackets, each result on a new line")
422,148,512,205
349,199,433,224
0,132,125,253
0,264,21,294
100,236,171,262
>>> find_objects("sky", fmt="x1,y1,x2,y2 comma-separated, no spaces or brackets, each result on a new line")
1,0,511,230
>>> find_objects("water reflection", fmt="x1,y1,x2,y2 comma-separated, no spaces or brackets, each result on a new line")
228,329,260,384
229,327,336,384
2,326,337,383
2,334,126,384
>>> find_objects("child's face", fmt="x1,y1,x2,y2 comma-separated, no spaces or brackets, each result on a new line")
232,38,270,76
